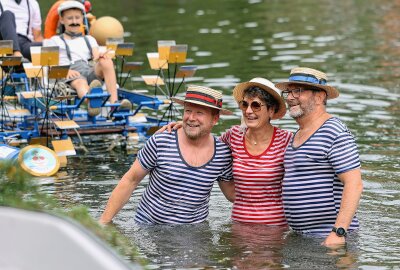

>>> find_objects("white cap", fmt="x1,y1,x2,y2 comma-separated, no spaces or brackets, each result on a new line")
58,1,85,16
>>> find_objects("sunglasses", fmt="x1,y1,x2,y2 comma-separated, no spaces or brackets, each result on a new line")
238,100,265,112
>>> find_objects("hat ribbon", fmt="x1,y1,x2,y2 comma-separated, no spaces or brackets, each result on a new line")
289,74,327,85
185,92,222,108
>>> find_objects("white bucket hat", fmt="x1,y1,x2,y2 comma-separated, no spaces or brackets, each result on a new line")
58,1,85,16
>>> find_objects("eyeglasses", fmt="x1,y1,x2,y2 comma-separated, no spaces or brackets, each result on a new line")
281,88,303,99
238,100,265,112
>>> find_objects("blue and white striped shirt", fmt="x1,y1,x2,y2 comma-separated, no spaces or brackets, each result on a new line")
282,117,360,235
135,130,233,224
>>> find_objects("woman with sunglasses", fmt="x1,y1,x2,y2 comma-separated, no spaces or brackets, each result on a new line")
162,78,292,225
219,77,292,225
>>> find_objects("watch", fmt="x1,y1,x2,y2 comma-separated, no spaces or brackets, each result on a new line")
332,226,347,237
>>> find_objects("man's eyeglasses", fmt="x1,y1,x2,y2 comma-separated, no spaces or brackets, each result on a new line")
239,100,265,112
281,88,303,99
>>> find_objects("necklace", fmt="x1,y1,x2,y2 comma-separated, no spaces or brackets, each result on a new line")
245,133,268,145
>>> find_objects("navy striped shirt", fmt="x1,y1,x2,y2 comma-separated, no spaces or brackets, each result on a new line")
282,117,361,235
135,130,233,224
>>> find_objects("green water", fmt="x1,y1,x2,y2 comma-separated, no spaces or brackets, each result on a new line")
38,0,399,269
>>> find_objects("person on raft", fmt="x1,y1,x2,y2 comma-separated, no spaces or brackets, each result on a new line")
43,0,131,117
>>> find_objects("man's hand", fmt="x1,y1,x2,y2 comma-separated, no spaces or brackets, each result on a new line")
67,69,81,80
98,217,112,225
322,232,346,247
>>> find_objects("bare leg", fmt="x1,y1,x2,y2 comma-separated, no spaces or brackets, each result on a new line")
94,58,118,103
70,78,90,99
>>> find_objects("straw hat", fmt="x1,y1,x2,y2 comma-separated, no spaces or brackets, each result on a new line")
58,1,85,16
172,85,232,115
275,67,339,99
232,77,286,119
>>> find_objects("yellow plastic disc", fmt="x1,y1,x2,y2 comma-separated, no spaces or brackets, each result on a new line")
18,145,60,177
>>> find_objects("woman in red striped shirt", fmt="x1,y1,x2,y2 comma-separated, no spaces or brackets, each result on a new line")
163,78,292,225
219,77,292,225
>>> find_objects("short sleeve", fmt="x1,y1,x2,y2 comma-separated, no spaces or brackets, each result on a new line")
219,128,233,146
218,156,233,182
137,135,158,171
328,131,361,174
88,36,99,49
30,0,42,29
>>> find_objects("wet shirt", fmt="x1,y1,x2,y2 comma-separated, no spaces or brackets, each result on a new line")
282,117,360,235
220,125,292,225
135,130,233,224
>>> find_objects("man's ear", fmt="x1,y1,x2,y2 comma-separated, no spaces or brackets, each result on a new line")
213,113,220,125
316,91,327,105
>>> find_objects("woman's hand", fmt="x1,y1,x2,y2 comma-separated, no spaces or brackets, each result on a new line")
155,121,183,133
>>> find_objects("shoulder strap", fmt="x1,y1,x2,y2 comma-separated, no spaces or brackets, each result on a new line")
83,36,93,61
26,0,30,36
0,1,4,13
59,35,93,62
59,35,72,62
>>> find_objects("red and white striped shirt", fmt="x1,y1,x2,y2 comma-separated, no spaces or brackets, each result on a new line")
220,125,292,225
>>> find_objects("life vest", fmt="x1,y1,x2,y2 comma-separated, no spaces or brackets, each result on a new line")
44,0,63,39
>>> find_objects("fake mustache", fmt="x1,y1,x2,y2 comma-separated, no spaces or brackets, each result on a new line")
69,23,81,27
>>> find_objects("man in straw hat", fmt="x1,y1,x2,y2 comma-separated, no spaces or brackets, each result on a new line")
276,67,363,246
100,85,234,225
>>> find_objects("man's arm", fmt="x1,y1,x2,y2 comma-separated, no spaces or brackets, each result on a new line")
322,168,363,247
218,180,235,203
32,28,43,42
99,159,148,224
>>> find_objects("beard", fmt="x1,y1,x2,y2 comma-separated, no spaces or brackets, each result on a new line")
183,121,212,140
288,97,316,119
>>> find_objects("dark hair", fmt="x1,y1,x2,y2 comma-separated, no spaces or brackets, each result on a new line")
243,86,279,113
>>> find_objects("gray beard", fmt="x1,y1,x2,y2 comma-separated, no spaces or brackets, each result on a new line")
289,100,315,119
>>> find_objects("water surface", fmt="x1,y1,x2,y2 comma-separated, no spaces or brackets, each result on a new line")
38,0,400,269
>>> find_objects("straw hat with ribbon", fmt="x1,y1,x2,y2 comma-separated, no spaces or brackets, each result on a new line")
172,85,232,115
275,67,339,99
232,77,286,119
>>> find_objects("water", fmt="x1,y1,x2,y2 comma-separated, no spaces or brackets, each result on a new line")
37,0,400,269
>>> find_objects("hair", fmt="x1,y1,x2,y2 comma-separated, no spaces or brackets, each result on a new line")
309,87,328,105
243,86,279,113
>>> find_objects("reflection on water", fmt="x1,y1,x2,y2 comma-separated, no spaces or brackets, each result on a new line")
34,0,400,268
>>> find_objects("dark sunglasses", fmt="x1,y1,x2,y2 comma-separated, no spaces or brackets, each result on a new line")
238,100,265,112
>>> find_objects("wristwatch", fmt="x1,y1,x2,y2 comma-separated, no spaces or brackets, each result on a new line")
332,226,347,237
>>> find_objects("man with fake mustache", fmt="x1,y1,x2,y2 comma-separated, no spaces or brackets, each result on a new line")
0,0,43,60
44,1,131,117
